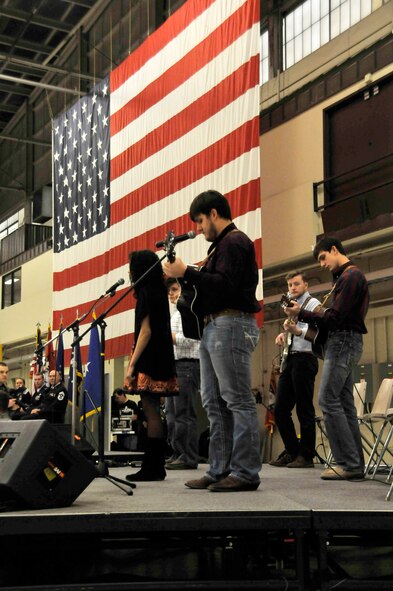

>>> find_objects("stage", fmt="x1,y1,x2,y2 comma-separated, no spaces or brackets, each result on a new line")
0,463,392,590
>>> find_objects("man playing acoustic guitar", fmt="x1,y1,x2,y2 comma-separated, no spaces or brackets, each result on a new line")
270,271,320,469
285,237,369,480
164,190,261,492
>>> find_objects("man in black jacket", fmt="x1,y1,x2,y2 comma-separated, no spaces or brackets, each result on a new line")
23,371,68,423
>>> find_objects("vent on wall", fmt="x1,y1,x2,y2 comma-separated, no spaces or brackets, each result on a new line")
32,186,52,223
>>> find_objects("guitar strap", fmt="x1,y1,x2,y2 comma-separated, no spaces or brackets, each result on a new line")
318,264,356,311
286,295,313,353
177,230,241,340
301,295,313,310
198,229,240,270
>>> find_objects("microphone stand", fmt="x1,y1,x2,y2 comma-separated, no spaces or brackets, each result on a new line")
73,250,170,495
35,293,113,447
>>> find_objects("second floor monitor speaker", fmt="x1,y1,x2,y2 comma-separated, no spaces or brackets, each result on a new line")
0,420,97,510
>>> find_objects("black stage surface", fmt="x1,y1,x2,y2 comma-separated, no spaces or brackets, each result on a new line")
0,463,392,590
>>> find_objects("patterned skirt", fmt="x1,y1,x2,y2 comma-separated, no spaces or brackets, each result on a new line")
131,372,179,397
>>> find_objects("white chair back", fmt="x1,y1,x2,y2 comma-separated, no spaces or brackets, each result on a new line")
353,382,367,419
371,379,393,417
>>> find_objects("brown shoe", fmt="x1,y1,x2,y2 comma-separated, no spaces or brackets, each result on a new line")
208,475,260,492
320,467,364,480
185,476,216,489
286,456,314,468
269,451,294,467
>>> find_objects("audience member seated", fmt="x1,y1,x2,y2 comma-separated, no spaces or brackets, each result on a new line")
11,372,48,419
30,370,68,423
112,388,139,420
18,371,68,423
111,388,140,451
0,362,12,397
12,377,32,410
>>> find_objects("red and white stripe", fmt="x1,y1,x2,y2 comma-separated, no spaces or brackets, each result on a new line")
52,0,262,362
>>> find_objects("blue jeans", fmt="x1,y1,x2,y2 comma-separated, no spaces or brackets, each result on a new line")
165,359,200,467
199,314,261,483
318,331,364,472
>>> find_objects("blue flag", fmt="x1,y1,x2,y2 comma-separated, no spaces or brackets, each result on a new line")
81,323,102,419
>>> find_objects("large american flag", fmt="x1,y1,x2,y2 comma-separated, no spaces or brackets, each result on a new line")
52,0,262,362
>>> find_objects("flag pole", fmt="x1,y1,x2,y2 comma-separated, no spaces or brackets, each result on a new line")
70,323,79,446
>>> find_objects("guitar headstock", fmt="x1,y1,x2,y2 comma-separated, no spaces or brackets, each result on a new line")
280,294,294,309
163,230,176,263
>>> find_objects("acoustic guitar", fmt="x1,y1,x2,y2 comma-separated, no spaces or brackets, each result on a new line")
279,294,296,371
304,307,328,359
163,230,204,340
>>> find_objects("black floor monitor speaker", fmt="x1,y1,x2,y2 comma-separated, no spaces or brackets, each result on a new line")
52,423,96,458
0,420,98,510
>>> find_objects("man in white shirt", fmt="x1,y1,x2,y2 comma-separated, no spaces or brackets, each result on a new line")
270,271,320,468
165,278,200,470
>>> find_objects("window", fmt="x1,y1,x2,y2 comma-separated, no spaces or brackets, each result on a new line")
1,268,21,309
283,0,387,70
0,208,24,242
260,30,269,85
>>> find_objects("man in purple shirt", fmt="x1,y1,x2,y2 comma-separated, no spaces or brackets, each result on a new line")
164,190,261,492
285,236,369,480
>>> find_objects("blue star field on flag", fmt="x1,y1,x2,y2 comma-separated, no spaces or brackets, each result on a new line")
53,77,110,253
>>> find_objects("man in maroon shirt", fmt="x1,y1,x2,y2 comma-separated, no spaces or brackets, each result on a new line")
285,236,369,481
164,190,261,492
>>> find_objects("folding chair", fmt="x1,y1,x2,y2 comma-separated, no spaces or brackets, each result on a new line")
363,379,393,480
316,382,368,467
352,382,367,418
386,467,393,501
352,382,375,461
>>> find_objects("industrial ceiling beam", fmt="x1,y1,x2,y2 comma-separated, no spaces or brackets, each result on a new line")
0,73,84,96
61,0,95,8
0,103,19,114
0,53,96,82
0,185,25,192
2,63,41,79
0,134,51,147
0,7,73,33
0,81,30,96
0,34,54,55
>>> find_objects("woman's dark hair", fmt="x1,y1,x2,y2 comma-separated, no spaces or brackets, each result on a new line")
189,190,232,222
129,250,163,293
313,236,346,260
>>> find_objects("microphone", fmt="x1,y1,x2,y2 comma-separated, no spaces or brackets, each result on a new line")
155,230,196,248
104,278,125,296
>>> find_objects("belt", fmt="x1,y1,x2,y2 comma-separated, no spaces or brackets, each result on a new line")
176,358,199,363
288,351,314,355
204,309,255,326
328,329,361,335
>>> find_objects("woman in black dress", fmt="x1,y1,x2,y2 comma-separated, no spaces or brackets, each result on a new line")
125,250,178,481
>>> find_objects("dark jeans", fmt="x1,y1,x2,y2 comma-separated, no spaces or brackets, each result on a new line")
165,359,200,467
275,352,318,460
